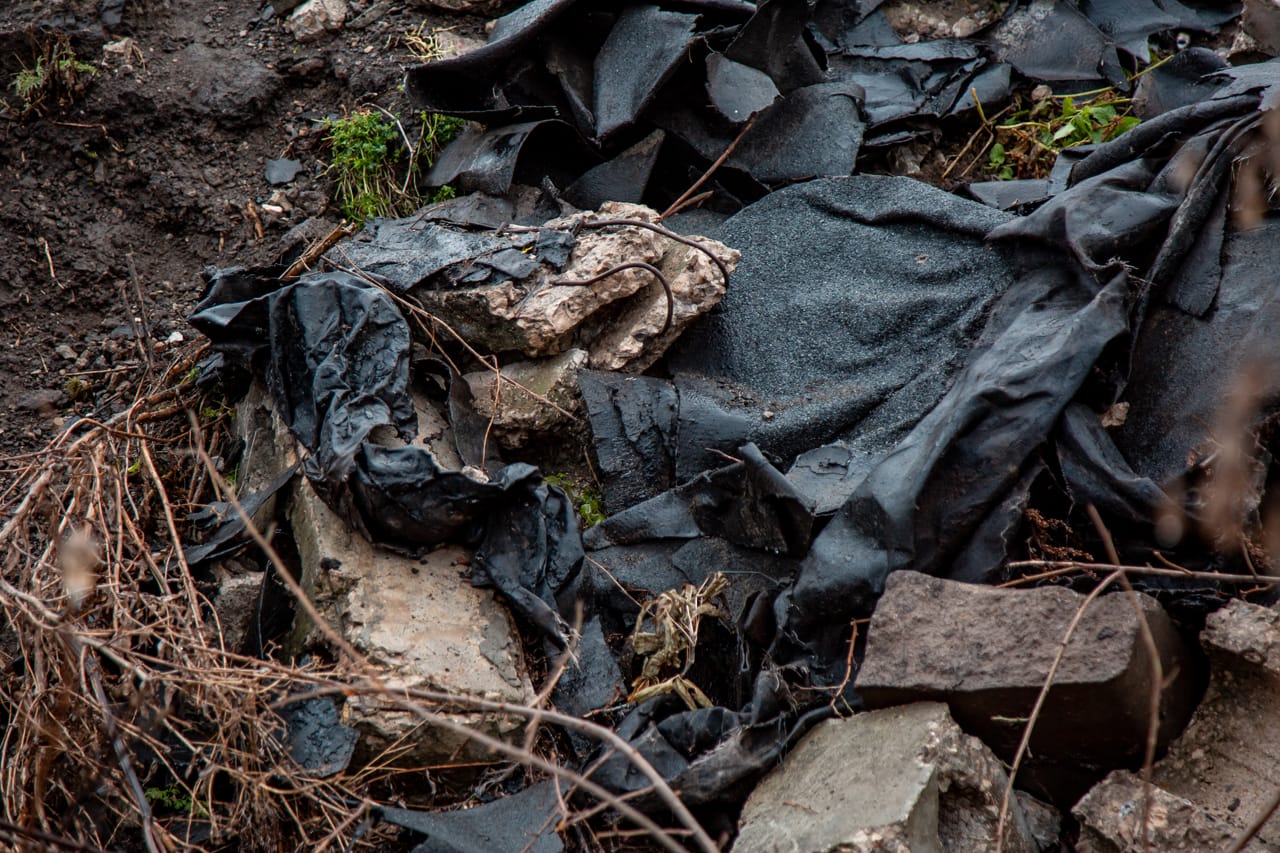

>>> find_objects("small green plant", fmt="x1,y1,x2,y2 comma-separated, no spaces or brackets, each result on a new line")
145,783,205,815
987,92,1140,180
9,36,97,116
546,473,607,528
63,376,91,402
322,108,401,223
199,402,234,423
321,108,463,225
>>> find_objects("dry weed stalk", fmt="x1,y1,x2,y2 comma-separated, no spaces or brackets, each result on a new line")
0,345,362,850
0,341,710,853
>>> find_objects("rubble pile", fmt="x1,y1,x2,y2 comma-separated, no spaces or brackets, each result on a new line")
175,0,1280,850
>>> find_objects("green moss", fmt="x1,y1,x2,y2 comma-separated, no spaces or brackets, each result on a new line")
63,376,91,401
9,37,97,116
545,473,607,528
322,108,464,225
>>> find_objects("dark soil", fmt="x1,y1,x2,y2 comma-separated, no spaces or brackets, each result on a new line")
0,0,484,455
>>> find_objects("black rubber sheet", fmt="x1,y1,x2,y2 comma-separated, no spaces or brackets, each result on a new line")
188,270,587,651
407,0,1239,211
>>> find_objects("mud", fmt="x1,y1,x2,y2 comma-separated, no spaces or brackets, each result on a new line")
0,0,483,453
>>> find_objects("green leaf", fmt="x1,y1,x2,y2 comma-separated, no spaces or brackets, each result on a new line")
988,142,1006,166
1052,123,1077,142
1111,116,1141,138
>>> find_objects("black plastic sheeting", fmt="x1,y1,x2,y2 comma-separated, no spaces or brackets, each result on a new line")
380,781,563,853
407,0,1238,211
187,269,588,651
188,18,1280,848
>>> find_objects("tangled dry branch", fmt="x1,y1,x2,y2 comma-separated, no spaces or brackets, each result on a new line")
0,342,707,852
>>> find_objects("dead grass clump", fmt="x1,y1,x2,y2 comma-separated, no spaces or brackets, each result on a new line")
0,344,358,851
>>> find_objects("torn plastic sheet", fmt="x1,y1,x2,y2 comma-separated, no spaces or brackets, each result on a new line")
183,463,298,566
401,0,1246,217
986,0,1127,86
1079,0,1240,59
405,0,1018,206
1132,47,1229,119
329,204,577,294
380,780,563,853
188,270,585,649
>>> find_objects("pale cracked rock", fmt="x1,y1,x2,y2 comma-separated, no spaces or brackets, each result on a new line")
734,702,1047,853
287,0,347,42
236,384,534,767
416,202,738,371
464,349,588,449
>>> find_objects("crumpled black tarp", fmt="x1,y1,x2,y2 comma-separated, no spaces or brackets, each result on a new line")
188,10,1280,837
187,269,586,650
406,0,1238,212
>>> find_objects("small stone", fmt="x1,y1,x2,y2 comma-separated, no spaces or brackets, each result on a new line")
264,157,303,185
287,0,347,43
212,572,264,653
463,349,588,449
1074,771,1261,852
429,29,487,60
18,390,64,417
55,344,77,360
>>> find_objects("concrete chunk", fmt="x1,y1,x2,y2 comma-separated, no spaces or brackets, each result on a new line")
1143,599,1280,847
417,203,738,370
733,702,1047,853
1074,770,1263,853
463,349,588,449
854,572,1198,803
236,384,534,767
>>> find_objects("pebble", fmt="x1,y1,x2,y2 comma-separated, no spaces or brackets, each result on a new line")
56,344,78,360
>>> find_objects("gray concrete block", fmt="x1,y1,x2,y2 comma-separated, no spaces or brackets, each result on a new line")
733,702,1046,853
236,383,534,767
854,572,1198,804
